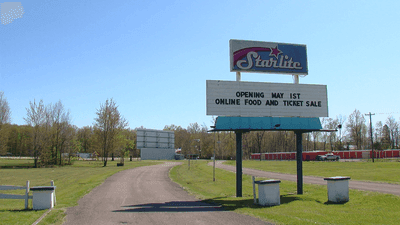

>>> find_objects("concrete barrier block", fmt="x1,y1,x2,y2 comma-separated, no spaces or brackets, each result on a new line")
324,176,350,203
254,180,281,206
30,186,56,210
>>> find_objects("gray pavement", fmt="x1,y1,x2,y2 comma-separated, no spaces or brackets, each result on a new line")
211,161,400,196
63,162,271,225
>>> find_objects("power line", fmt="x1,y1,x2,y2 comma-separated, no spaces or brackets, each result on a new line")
376,112,400,115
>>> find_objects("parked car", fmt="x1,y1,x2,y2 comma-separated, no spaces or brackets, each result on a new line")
316,153,340,161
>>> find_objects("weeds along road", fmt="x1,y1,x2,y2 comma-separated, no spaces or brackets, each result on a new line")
210,161,400,196
64,162,271,225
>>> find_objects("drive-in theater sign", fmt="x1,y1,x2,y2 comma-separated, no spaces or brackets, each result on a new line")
230,39,308,75
207,39,332,198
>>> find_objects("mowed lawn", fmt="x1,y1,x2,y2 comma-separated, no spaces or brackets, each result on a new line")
0,159,160,225
170,160,400,225
224,160,400,184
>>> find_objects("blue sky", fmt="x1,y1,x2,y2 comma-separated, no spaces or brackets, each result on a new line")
1,0,399,130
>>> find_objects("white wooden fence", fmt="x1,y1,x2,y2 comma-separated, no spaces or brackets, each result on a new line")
0,180,32,209
0,180,56,209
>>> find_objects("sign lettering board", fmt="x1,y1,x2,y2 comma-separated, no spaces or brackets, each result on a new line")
136,129,175,149
206,80,328,117
230,39,308,75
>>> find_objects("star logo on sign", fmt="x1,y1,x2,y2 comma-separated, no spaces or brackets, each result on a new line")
269,46,282,59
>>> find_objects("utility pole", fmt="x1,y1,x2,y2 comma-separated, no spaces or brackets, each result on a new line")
365,112,375,162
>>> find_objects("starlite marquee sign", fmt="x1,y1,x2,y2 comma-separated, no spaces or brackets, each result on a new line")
206,80,328,117
230,39,308,75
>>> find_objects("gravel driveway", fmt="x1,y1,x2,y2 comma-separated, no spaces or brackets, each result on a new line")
63,162,271,225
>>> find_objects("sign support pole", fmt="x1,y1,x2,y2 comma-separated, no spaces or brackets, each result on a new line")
236,130,243,197
236,72,241,81
295,131,303,195
213,131,216,182
293,74,299,84
235,71,242,197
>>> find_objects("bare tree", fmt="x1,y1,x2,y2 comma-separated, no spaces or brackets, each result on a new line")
312,131,320,150
254,131,265,154
386,116,398,149
382,124,391,149
94,98,128,167
346,109,366,149
375,121,383,144
187,122,201,134
49,101,72,165
24,100,46,167
0,91,11,125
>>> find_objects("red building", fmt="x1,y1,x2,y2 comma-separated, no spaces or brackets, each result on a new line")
251,150,400,161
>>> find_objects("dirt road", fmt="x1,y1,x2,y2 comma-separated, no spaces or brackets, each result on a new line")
63,162,271,225
211,161,400,196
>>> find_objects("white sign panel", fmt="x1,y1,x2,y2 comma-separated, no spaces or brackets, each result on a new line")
206,80,328,117
136,129,175,149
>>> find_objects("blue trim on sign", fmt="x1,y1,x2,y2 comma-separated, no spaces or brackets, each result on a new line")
214,117,322,131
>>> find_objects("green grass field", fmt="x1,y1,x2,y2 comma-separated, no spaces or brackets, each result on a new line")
224,160,400,184
0,158,160,225
3,158,399,224
170,160,400,225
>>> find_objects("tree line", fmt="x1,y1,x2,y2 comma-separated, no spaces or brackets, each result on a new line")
0,92,132,167
0,91,399,165
167,109,399,159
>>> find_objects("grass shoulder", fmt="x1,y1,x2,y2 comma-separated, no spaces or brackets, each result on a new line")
224,160,400,184
0,158,161,225
170,160,400,225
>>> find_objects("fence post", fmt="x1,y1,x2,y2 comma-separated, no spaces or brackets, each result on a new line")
25,180,29,209
51,180,56,206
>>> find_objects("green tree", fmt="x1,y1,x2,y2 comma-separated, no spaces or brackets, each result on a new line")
115,128,135,164
94,98,128,167
0,91,11,155
77,126,95,153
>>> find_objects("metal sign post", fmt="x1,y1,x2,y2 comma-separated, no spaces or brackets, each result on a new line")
295,131,303,194
236,130,243,197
